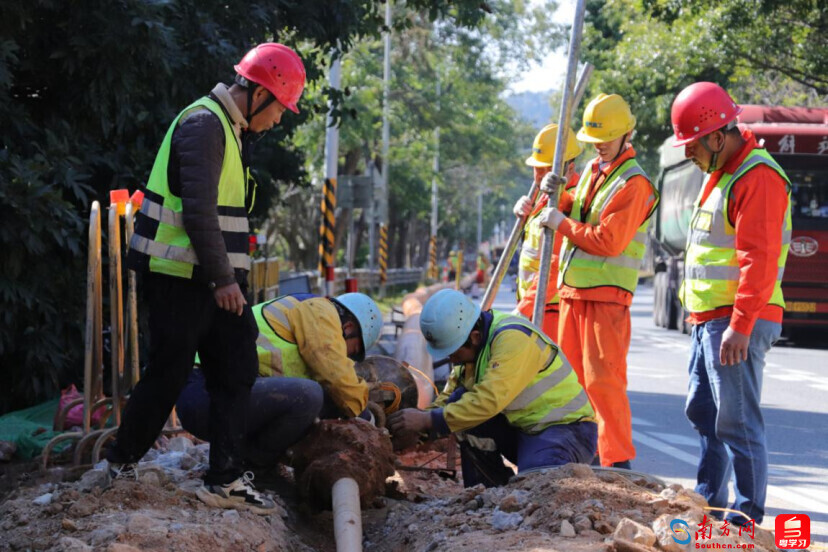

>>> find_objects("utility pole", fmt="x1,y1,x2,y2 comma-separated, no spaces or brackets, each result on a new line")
429,75,440,280
378,0,392,297
319,50,341,297
476,188,483,256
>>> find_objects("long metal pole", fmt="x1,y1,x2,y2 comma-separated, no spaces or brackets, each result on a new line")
480,61,593,311
379,0,392,297
531,0,588,326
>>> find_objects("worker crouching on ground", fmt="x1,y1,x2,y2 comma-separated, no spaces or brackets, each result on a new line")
388,289,597,488
175,292,383,466
671,82,791,526
538,94,659,470
104,43,305,515
512,123,582,341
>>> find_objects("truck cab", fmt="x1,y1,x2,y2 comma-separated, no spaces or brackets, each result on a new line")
651,105,828,336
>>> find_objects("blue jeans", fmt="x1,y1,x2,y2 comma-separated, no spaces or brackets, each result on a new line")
447,388,597,487
685,317,781,524
177,369,323,468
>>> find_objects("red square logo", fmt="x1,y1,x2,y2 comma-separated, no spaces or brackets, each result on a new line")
775,514,810,549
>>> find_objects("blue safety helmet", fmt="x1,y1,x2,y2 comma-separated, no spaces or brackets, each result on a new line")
420,289,481,358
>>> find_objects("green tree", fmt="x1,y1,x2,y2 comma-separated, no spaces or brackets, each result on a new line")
579,0,826,175
0,0,500,413
282,4,564,272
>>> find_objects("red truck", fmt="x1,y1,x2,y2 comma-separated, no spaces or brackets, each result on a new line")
651,105,828,337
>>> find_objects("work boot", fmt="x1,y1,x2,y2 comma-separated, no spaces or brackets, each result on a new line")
196,471,277,515
107,461,138,481
611,460,631,470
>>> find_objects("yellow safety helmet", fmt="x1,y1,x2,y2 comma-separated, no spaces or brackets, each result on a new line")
525,123,583,167
576,93,636,143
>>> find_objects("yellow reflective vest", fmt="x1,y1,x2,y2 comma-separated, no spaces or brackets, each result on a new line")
434,310,594,434
130,97,251,279
559,158,658,293
680,148,791,312
517,203,548,301
253,295,368,417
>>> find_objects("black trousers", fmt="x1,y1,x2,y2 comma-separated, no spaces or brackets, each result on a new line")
106,273,258,485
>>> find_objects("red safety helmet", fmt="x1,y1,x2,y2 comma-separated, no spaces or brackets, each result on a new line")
671,82,742,146
234,43,306,114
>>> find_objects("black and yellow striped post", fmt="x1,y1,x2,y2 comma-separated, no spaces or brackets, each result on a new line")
428,235,438,280
318,177,337,295
455,248,464,290
379,223,388,294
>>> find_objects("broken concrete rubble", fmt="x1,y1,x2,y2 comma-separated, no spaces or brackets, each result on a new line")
0,427,780,552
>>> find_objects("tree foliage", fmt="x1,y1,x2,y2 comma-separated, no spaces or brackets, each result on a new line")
579,0,827,175
0,0,505,413
279,5,563,271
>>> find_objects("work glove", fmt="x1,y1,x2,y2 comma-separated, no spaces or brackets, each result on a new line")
513,195,533,217
539,207,566,230
540,172,567,196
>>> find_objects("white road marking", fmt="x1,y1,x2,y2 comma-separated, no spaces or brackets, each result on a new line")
633,430,699,465
631,416,655,427
633,429,828,517
647,432,700,447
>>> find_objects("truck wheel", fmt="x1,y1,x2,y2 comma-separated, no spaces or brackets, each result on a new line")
666,286,678,330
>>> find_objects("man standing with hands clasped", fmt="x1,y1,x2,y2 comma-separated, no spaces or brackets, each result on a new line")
671,82,791,526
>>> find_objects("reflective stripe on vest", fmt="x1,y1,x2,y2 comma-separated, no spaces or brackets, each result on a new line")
130,97,251,278
474,312,593,433
253,295,313,379
139,198,250,233
680,148,791,313
517,206,561,306
559,159,657,293
130,234,251,269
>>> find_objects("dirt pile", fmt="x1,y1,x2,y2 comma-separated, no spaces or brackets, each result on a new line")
0,438,308,552
1,432,784,552
363,462,781,552
290,419,396,510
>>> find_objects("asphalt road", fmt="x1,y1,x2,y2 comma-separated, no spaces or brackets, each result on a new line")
481,277,828,545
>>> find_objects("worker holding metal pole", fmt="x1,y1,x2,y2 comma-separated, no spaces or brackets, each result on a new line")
536,91,658,469
511,124,582,341
479,62,593,312
530,0,587,328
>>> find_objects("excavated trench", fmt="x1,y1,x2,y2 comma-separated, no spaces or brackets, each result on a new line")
0,428,783,552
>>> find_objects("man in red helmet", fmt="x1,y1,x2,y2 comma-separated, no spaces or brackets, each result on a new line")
671,82,791,526
105,43,306,515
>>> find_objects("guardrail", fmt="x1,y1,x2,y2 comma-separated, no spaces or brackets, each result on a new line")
249,259,424,301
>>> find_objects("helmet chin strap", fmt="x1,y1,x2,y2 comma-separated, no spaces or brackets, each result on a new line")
611,133,629,163
699,130,726,173
243,84,278,137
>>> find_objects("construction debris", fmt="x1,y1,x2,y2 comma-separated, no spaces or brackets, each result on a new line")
0,431,783,551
